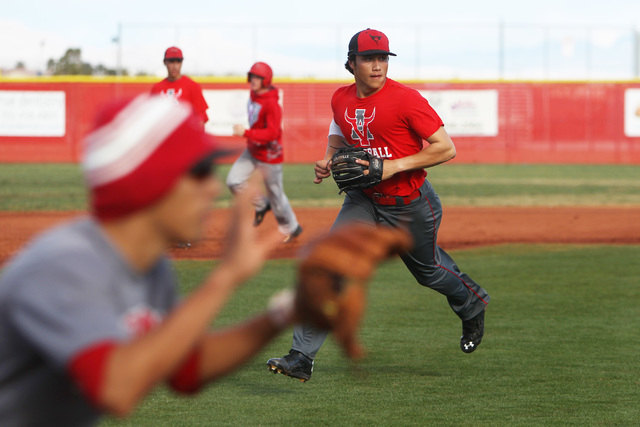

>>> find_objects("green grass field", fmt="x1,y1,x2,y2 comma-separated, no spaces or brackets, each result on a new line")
98,245,640,426
1,163,639,425
1,163,640,210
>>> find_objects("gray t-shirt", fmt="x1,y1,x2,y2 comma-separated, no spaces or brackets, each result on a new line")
0,217,179,427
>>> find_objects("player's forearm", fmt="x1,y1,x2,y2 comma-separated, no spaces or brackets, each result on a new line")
98,265,243,416
390,143,455,173
245,109,281,143
244,127,279,144
385,127,456,176
325,135,343,159
197,313,284,382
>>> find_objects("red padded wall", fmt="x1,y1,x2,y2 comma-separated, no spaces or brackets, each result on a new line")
1,79,639,164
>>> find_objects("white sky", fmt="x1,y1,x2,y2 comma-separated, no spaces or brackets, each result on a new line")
2,0,640,80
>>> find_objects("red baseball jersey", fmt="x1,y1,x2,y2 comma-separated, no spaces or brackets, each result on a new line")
151,76,209,124
243,88,284,164
331,78,444,196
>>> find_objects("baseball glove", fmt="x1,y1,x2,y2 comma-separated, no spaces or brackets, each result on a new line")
294,224,413,359
331,146,383,194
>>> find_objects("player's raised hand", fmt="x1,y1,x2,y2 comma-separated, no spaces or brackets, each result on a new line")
220,175,282,284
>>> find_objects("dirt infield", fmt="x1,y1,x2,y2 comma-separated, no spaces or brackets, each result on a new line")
1,206,639,265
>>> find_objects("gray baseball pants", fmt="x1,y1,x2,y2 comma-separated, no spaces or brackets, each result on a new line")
291,179,490,359
226,149,299,235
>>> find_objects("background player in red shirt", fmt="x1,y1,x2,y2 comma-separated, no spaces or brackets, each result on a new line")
267,29,490,382
152,46,210,249
227,62,302,243
151,46,209,126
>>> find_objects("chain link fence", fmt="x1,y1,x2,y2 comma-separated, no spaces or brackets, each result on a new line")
114,21,640,80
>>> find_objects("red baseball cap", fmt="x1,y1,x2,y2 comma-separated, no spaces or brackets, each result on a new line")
348,29,396,57
164,46,183,60
83,94,226,221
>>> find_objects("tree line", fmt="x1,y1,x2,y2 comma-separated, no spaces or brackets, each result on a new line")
47,48,131,76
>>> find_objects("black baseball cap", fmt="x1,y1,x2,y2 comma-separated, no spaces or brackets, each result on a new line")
348,29,397,57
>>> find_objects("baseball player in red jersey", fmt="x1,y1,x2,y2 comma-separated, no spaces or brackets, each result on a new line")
267,29,490,381
0,95,297,426
151,46,209,126
227,62,302,242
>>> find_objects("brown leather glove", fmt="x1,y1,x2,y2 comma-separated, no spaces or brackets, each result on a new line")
294,223,413,359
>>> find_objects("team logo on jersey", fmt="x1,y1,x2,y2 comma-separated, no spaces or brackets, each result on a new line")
344,107,376,147
248,101,262,127
266,140,282,161
122,305,162,336
162,88,183,102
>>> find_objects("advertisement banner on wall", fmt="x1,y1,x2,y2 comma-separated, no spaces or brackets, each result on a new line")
419,90,498,137
624,89,640,137
203,89,248,136
0,91,66,137
202,89,284,136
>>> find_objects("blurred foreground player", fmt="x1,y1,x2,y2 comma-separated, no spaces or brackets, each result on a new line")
0,95,291,426
151,46,209,126
267,29,490,382
227,62,302,243
0,94,411,426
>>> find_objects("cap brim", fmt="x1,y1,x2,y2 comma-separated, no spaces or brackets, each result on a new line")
188,146,239,179
355,50,397,56
186,131,241,176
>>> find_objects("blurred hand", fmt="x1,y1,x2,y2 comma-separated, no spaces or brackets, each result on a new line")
220,176,281,284
232,124,246,137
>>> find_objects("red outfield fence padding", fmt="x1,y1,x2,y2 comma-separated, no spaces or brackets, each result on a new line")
1,78,640,164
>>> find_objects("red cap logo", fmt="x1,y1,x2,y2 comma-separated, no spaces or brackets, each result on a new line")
348,29,397,57
164,46,183,60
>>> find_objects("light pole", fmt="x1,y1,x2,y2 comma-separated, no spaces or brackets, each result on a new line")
112,23,122,76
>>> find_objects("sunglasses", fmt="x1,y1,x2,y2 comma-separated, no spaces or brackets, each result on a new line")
189,158,216,181
165,58,183,63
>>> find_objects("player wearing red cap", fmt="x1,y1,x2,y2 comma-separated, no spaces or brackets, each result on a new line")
151,46,209,126
227,62,302,242
266,29,490,382
0,94,296,426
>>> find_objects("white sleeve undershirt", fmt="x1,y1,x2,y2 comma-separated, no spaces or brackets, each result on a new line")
328,119,345,137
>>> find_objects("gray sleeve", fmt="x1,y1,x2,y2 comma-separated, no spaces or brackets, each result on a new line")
7,257,128,369
152,257,181,311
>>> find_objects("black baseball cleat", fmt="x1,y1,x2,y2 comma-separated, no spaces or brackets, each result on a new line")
282,225,303,243
267,350,313,382
253,202,271,227
460,309,485,353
